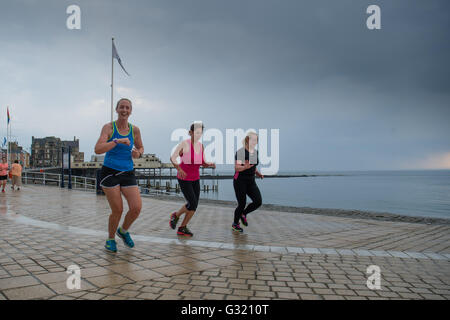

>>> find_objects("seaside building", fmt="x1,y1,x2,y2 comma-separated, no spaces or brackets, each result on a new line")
62,137,85,163
9,142,30,167
31,136,84,168
0,142,31,168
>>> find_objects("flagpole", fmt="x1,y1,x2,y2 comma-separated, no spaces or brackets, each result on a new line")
9,113,11,166
9,114,11,166
10,109,12,163
7,107,10,167
111,37,114,124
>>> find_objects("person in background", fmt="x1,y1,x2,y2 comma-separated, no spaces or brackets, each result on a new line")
0,157,8,193
169,122,216,236
10,160,22,191
232,131,264,233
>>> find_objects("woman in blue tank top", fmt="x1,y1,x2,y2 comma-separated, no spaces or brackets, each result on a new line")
94,98,144,253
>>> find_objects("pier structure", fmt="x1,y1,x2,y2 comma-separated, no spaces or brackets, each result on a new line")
30,153,219,193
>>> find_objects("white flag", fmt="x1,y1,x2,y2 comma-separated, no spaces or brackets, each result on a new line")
112,41,130,76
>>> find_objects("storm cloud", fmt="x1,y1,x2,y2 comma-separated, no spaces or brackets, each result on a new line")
0,0,449,171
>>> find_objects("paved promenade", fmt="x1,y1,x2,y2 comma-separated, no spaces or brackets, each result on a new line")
0,185,449,300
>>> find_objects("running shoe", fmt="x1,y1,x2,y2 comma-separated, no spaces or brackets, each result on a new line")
169,212,179,230
105,239,117,253
116,227,135,248
240,214,248,227
177,226,193,237
232,223,244,233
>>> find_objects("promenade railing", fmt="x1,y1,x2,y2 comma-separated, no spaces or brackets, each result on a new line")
20,171,179,197
21,171,96,192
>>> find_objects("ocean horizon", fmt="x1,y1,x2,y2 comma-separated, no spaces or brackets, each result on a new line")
190,169,450,220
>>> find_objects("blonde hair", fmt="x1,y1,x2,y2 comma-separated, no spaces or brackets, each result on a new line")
242,131,258,148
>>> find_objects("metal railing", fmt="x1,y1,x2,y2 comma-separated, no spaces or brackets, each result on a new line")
20,171,180,197
139,186,180,197
20,172,214,199
22,171,96,191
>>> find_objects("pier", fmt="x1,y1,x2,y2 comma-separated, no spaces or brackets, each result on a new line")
25,153,220,194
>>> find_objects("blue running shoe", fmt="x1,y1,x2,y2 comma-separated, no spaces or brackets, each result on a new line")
117,228,135,248
105,239,117,253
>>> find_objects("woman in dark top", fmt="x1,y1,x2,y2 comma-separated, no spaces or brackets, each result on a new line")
232,131,264,232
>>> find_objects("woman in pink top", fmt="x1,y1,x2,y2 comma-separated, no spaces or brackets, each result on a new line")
0,157,8,192
169,122,215,236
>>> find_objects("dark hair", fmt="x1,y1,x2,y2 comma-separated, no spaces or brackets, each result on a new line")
116,98,132,110
14,160,19,164
190,122,204,132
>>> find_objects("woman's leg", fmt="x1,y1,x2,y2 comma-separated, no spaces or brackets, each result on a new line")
120,186,142,231
176,204,189,217
233,178,247,225
242,180,262,216
175,179,190,218
181,180,200,227
180,211,194,228
102,186,124,239
178,180,197,227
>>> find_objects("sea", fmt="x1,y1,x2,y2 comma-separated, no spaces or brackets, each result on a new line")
191,170,450,220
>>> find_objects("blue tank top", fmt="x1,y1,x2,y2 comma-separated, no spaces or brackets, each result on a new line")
103,121,134,171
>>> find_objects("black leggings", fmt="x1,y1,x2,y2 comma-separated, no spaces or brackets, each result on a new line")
178,179,200,211
233,176,262,224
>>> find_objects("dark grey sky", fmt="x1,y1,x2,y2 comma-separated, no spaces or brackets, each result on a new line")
0,0,449,171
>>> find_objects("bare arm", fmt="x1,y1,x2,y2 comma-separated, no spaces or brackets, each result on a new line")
255,168,264,179
94,123,116,154
170,141,187,179
170,141,185,170
201,143,215,168
234,159,254,172
131,126,144,158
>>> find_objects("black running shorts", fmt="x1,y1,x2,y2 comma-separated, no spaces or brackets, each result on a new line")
178,179,200,211
99,166,137,188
